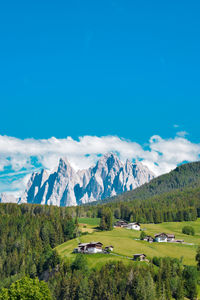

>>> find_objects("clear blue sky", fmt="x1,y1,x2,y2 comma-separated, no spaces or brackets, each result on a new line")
0,0,199,143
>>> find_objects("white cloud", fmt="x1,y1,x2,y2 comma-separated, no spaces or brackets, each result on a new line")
176,131,188,137
0,134,199,196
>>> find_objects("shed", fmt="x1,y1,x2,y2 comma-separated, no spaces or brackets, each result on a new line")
133,254,147,261
143,235,154,243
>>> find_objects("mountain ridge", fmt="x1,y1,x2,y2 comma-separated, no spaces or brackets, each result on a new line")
0,153,155,206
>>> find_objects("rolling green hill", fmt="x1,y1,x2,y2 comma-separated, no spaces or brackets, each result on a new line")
56,218,200,267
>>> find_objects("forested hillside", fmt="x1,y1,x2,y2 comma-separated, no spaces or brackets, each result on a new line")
72,185,200,223
0,203,76,289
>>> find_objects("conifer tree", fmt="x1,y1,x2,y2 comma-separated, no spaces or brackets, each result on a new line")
195,245,200,271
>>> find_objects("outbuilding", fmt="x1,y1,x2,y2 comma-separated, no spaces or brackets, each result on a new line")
133,254,148,262
105,246,114,252
143,235,154,243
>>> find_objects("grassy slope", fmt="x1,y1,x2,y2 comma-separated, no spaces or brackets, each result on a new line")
56,218,200,267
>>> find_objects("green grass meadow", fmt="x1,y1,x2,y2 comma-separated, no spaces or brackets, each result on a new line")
56,218,200,268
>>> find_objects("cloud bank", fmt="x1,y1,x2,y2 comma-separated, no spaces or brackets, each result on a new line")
0,134,199,196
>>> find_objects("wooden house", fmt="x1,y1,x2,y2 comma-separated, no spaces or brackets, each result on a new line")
133,254,148,262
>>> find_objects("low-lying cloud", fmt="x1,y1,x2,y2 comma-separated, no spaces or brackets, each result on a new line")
0,134,199,196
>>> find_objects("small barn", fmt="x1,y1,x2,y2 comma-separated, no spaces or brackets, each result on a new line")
143,235,154,243
133,254,148,262
105,245,114,252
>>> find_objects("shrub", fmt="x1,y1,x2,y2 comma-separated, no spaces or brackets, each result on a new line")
182,226,195,236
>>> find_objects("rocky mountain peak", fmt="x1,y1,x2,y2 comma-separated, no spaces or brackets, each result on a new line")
3,153,155,206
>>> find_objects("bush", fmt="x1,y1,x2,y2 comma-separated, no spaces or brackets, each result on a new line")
0,277,52,300
182,226,195,236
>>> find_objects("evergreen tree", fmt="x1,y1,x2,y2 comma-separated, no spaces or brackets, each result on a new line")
78,277,91,300
145,271,156,300
183,266,198,300
195,245,200,271
99,208,113,231
99,215,107,231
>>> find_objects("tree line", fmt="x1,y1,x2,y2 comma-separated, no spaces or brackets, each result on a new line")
2,255,199,300
72,186,200,223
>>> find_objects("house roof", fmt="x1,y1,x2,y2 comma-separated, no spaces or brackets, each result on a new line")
127,222,140,226
78,242,103,247
155,233,168,238
155,233,175,238
166,234,175,238
133,253,146,257
115,220,128,224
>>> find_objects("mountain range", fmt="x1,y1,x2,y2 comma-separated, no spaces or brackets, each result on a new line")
0,153,155,206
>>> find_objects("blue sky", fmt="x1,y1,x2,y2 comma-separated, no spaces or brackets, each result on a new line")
0,1,200,195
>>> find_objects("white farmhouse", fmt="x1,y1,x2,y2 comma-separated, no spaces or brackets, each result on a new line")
154,233,175,243
154,233,168,242
76,242,103,254
125,222,140,231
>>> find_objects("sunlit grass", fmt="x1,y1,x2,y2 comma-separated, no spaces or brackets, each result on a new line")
56,218,200,268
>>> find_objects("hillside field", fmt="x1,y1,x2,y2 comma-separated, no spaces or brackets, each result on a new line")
56,218,200,268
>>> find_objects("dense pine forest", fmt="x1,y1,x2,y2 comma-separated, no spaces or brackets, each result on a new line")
0,203,76,288
72,186,200,223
